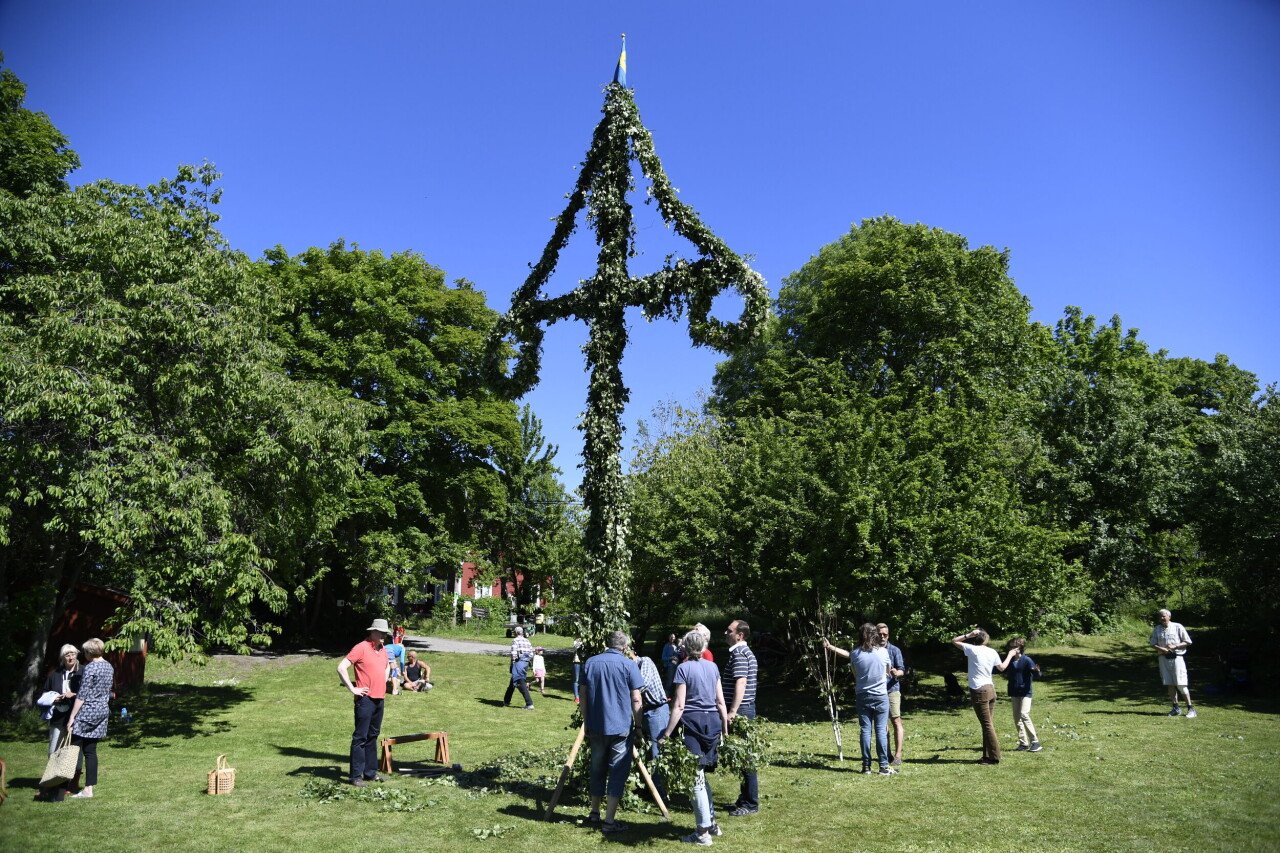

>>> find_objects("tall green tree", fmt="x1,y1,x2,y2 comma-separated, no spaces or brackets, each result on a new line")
261,243,519,628
479,405,572,610
0,53,80,197
0,162,363,708
707,217,1072,639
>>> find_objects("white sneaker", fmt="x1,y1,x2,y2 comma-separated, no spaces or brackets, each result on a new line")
682,831,713,846
1185,708,1197,719
1167,707,1181,717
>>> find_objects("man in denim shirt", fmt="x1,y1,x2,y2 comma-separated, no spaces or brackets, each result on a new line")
877,623,906,766
581,631,644,833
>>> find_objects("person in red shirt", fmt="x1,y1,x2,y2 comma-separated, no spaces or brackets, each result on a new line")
337,618,392,786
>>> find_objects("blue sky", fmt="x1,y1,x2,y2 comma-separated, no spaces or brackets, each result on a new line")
5,2,1278,489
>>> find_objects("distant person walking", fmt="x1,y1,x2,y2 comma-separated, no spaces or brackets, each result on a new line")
581,631,644,835
724,618,760,815
1003,638,1043,752
825,624,896,775
1150,609,1196,718
504,626,534,709
952,627,1018,765
877,622,906,766
65,638,114,799
337,618,391,786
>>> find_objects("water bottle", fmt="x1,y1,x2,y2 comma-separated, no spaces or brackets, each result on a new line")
120,706,131,725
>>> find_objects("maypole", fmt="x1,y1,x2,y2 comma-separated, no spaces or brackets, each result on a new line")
488,37,769,653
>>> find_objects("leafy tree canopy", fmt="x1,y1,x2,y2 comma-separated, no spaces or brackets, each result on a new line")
1,162,363,706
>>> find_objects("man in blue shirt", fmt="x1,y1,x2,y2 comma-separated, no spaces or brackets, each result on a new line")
877,623,907,766
1004,637,1043,751
580,630,644,834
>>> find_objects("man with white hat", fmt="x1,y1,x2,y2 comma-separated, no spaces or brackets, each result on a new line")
337,617,392,786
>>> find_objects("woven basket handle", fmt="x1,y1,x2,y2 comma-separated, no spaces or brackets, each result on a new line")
214,754,227,772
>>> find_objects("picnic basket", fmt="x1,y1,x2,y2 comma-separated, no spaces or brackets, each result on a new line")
206,754,236,795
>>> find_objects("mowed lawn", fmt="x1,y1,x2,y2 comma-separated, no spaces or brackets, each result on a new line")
1,632,1277,852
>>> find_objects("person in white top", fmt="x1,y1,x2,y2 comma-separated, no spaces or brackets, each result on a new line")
952,628,1018,764
1149,609,1196,718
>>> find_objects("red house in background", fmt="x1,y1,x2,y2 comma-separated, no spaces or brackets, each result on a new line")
439,562,549,609
45,581,147,693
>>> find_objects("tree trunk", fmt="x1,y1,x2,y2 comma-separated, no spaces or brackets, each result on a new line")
10,542,77,713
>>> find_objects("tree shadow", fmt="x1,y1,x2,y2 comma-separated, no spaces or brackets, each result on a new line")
110,682,254,748
271,743,349,780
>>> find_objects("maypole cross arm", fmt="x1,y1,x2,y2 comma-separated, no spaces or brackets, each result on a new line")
486,65,768,652
487,82,769,397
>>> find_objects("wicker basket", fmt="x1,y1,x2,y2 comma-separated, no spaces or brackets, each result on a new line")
206,754,235,795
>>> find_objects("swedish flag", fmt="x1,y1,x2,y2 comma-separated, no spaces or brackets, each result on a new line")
613,34,627,86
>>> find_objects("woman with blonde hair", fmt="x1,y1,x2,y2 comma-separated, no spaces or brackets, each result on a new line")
66,638,114,799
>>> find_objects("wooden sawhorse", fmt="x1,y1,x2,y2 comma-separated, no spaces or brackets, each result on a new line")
379,731,450,774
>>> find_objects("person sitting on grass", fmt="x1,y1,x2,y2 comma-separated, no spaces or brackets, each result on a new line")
384,636,406,696
402,650,433,692
1003,637,1042,752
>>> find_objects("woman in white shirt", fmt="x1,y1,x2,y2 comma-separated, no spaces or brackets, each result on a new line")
952,628,1017,764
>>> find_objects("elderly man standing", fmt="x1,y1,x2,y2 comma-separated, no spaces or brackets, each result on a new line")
1150,608,1196,718
581,630,644,835
877,623,906,766
504,626,535,709
337,617,392,786
724,618,760,816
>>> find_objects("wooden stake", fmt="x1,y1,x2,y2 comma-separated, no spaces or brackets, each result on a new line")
632,746,670,822
544,724,586,820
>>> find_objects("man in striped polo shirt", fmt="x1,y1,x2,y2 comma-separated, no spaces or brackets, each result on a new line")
724,619,760,816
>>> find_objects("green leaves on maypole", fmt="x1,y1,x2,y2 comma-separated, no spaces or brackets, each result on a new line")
489,79,768,652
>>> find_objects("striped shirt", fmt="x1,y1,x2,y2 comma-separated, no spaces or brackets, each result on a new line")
510,635,533,662
723,641,758,711
636,655,668,710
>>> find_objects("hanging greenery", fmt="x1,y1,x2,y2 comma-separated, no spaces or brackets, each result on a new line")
718,715,772,776
488,80,769,652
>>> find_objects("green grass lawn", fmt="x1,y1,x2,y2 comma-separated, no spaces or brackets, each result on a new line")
2,632,1277,852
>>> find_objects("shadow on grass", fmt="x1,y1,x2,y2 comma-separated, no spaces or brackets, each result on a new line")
110,682,254,748
272,743,348,780
476,698,507,708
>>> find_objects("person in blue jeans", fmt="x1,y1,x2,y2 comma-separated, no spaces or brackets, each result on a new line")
825,624,896,775
580,631,644,835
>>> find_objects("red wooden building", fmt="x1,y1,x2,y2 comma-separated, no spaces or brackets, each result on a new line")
45,581,147,692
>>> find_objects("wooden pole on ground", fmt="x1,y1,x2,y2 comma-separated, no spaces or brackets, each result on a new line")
631,746,670,822
544,724,586,820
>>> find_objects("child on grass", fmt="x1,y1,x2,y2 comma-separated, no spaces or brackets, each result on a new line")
532,647,547,696
1005,637,1043,752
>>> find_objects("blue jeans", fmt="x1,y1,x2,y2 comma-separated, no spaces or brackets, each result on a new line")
643,704,671,802
736,703,758,809
588,733,633,799
350,696,384,781
857,694,890,770
642,704,670,760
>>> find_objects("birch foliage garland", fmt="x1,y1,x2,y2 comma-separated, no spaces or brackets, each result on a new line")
488,81,769,652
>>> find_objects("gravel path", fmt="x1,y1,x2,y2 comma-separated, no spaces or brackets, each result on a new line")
404,635,572,656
